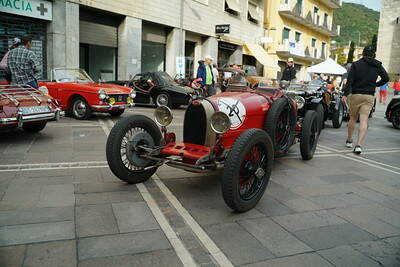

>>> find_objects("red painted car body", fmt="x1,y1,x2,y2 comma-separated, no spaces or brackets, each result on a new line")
0,84,61,131
39,68,135,119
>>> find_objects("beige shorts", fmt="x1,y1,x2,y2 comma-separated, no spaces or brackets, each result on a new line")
349,94,374,117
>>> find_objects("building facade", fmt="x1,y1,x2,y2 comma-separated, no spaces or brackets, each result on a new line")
377,0,400,75
1,0,270,82
263,0,341,80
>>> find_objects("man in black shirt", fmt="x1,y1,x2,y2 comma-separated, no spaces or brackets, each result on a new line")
281,58,296,82
342,46,389,154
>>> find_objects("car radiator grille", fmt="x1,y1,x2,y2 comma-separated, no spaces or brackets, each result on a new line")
108,94,128,103
183,104,207,146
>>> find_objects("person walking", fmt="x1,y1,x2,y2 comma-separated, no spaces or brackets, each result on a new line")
379,82,389,104
0,37,21,82
7,35,40,88
342,46,389,154
280,58,296,82
196,56,214,96
393,77,400,96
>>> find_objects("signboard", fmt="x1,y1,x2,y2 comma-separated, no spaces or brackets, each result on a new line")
0,0,53,21
219,42,236,51
176,57,185,78
260,37,273,44
215,24,230,34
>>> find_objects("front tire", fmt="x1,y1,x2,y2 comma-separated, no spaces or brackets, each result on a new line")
22,122,47,133
109,109,125,117
222,129,274,212
391,108,400,129
300,111,320,160
315,103,325,131
71,96,92,120
332,102,344,128
106,115,162,184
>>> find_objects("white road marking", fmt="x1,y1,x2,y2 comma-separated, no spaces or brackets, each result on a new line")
136,183,197,267
338,154,400,176
344,153,400,171
0,161,108,172
99,118,199,267
317,144,341,152
153,175,234,267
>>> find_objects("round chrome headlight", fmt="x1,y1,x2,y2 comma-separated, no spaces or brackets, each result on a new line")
154,106,173,127
210,112,231,134
294,95,305,109
98,89,107,100
129,89,136,99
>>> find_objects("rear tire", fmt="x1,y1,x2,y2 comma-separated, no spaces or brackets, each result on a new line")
332,102,344,128
391,108,400,129
109,109,125,117
300,111,319,160
264,97,296,155
22,122,47,133
106,115,162,184
222,129,274,212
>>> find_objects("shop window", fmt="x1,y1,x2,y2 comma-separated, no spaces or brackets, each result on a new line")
225,0,241,16
247,2,261,24
282,27,291,41
295,32,301,42
142,41,166,73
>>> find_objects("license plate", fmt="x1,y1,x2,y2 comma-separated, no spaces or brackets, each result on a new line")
20,106,51,115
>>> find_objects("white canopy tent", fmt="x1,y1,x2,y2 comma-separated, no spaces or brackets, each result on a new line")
307,58,347,76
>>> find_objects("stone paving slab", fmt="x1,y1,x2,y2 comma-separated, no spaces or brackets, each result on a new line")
204,222,274,266
0,221,75,246
75,191,142,205
79,249,183,267
37,184,75,208
0,245,25,267
75,204,119,238
77,230,171,261
112,201,159,233
318,245,381,267
352,237,400,267
24,240,76,267
239,217,312,257
74,182,137,194
293,223,377,250
243,252,333,267
0,207,74,227
254,195,295,217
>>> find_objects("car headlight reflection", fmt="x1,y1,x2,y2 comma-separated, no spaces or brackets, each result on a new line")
38,86,49,95
211,112,231,134
129,89,136,99
294,96,305,109
154,106,173,127
98,89,107,100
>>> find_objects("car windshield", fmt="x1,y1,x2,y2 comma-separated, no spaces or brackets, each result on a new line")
243,65,258,76
258,79,278,88
228,73,248,87
158,72,176,85
53,69,93,83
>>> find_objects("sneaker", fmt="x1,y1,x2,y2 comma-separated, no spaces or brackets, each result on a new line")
345,140,353,148
353,146,362,154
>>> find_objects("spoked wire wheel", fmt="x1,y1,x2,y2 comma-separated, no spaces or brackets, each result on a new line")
106,115,162,184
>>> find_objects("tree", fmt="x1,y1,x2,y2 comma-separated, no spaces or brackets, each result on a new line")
370,34,377,51
347,41,355,63
337,47,347,65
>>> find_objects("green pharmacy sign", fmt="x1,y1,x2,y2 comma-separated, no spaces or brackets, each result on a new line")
0,0,52,21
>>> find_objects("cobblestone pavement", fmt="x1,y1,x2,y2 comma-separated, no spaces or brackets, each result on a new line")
0,101,399,267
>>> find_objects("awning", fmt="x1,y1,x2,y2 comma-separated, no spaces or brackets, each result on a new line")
245,43,280,69
248,4,261,22
225,0,241,13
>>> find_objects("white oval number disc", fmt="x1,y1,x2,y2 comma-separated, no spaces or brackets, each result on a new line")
217,97,246,129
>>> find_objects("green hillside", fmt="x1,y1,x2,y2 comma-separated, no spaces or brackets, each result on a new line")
333,2,380,47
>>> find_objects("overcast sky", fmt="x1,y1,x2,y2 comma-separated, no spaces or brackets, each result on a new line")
343,0,381,11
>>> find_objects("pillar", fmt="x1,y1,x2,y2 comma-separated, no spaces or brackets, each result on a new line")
47,0,79,79
201,36,218,65
166,28,185,77
118,16,142,80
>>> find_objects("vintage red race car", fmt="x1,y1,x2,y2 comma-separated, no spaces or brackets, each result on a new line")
106,79,320,212
0,84,62,132
38,68,136,120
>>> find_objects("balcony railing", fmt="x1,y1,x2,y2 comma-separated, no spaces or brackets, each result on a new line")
279,1,340,37
278,40,326,62
318,0,342,9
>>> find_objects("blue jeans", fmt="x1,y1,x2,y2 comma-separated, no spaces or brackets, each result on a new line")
26,80,38,89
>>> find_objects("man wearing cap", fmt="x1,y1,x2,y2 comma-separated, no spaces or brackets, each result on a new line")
343,46,389,154
281,58,296,82
196,56,215,96
7,35,40,88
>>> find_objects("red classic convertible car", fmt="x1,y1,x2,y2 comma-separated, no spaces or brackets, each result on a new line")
106,76,320,212
0,84,61,132
38,68,136,120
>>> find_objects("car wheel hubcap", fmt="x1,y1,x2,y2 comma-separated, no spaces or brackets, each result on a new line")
74,100,86,117
238,145,268,201
157,95,168,106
